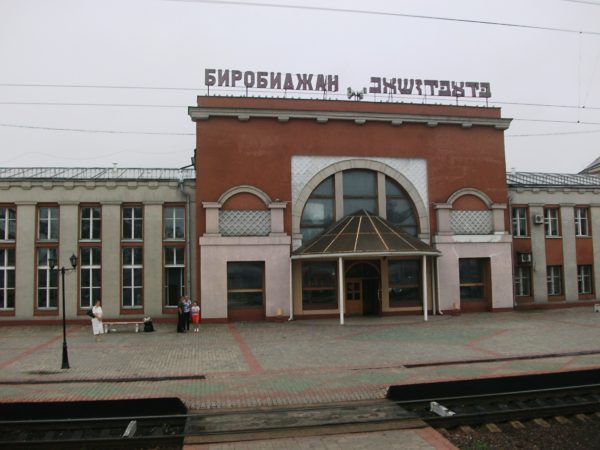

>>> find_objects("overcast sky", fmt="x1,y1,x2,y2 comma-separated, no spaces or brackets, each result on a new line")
1,0,599,173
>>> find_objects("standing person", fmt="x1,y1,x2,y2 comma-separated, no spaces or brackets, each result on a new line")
177,296,186,333
191,301,200,333
183,295,192,332
91,300,104,342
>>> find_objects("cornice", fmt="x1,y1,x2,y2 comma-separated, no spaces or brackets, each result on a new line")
188,107,512,130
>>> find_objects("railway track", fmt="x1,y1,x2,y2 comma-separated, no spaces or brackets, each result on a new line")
0,368,598,448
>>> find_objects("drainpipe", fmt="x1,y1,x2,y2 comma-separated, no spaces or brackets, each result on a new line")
338,257,344,325
422,255,428,321
435,256,443,315
508,193,516,309
179,177,193,300
288,260,294,321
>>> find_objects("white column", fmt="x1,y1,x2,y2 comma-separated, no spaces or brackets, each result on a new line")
422,255,428,321
338,257,344,325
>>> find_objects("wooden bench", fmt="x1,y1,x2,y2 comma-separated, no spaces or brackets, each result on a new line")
103,321,144,333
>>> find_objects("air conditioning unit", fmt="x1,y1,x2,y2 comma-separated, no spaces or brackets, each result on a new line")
533,214,544,225
518,252,532,264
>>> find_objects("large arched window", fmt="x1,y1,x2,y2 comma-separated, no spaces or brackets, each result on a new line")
386,177,417,237
299,177,334,242
300,170,418,241
343,170,377,215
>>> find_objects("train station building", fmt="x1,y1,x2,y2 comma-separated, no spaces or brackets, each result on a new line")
1,96,599,323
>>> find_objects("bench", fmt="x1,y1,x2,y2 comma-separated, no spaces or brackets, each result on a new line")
103,321,144,333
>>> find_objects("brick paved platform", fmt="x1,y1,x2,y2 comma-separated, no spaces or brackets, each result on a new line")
1,308,598,449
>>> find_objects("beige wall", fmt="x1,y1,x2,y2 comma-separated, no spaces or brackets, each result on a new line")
434,236,514,311
199,236,291,319
3,178,196,321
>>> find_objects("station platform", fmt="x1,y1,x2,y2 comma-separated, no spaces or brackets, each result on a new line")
1,308,599,449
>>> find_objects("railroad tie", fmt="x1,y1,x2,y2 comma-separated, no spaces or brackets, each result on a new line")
510,421,525,430
576,414,590,422
554,416,571,424
485,423,501,433
533,418,550,428
460,425,474,434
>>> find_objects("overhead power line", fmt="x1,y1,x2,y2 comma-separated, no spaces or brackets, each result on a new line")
1,98,599,111
0,123,194,136
506,128,600,137
172,0,600,36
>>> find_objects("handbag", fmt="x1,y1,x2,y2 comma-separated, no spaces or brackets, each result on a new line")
86,309,95,318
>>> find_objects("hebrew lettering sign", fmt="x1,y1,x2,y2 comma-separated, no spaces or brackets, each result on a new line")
204,68,492,98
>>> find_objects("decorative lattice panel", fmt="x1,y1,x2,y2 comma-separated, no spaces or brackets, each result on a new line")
219,210,271,236
450,210,493,235
291,156,428,209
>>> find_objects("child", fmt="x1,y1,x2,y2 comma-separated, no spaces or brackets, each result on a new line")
191,301,200,332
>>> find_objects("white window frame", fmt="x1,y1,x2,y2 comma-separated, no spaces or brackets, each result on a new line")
122,247,143,307
574,207,589,237
0,207,16,241
163,206,185,240
164,247,185,307
544,208,560,237
80,206,102,241
79,247,101,309
37,247,58,308
38,207,59,241
122,206,143,240
0,248,15,309
577,265,593,295
514,266,531,297
546,265,562,296
512,207,528,237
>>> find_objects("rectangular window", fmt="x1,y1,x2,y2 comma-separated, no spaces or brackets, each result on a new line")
80,247,101,309
547,265,562,296
37,247,58,308
578,265,593,295
227,262,264,309
80,206,101,240
302,261,337,309
0,248,16,309
459,258,485,300
164,206,185,240
122,206,143,240
122,247,143,307
343,170,378,216
0,207,16,241
38,206,59,241
544,207,560,237
514,266,531,297
575,208,589,237
512,207,528,237
388,260,420,306
164,247,185,307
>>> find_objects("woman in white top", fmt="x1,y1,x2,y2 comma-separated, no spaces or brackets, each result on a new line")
91,300,104,341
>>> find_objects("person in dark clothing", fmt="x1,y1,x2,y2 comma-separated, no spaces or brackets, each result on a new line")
177,296,186,333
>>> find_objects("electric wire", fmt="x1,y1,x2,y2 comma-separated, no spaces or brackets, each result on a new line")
171,0,600,36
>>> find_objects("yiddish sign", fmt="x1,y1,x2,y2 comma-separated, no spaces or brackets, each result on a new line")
204,68,492,98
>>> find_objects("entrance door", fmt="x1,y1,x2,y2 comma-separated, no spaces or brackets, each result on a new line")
362,278,380,316
345,278,363,316
345,261,381,317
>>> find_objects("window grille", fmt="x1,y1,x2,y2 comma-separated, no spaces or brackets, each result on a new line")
450,210,493,235
219,210,270,236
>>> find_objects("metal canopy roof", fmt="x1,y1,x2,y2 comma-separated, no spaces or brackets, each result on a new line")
506,171,600,187
0,167,195,181
292,210,440,259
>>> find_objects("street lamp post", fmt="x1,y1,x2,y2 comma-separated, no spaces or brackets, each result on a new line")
49,254,78,370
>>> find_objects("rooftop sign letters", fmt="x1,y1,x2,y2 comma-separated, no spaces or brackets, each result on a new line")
205,69,339,92
204,68,492,99
369,77,491,98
